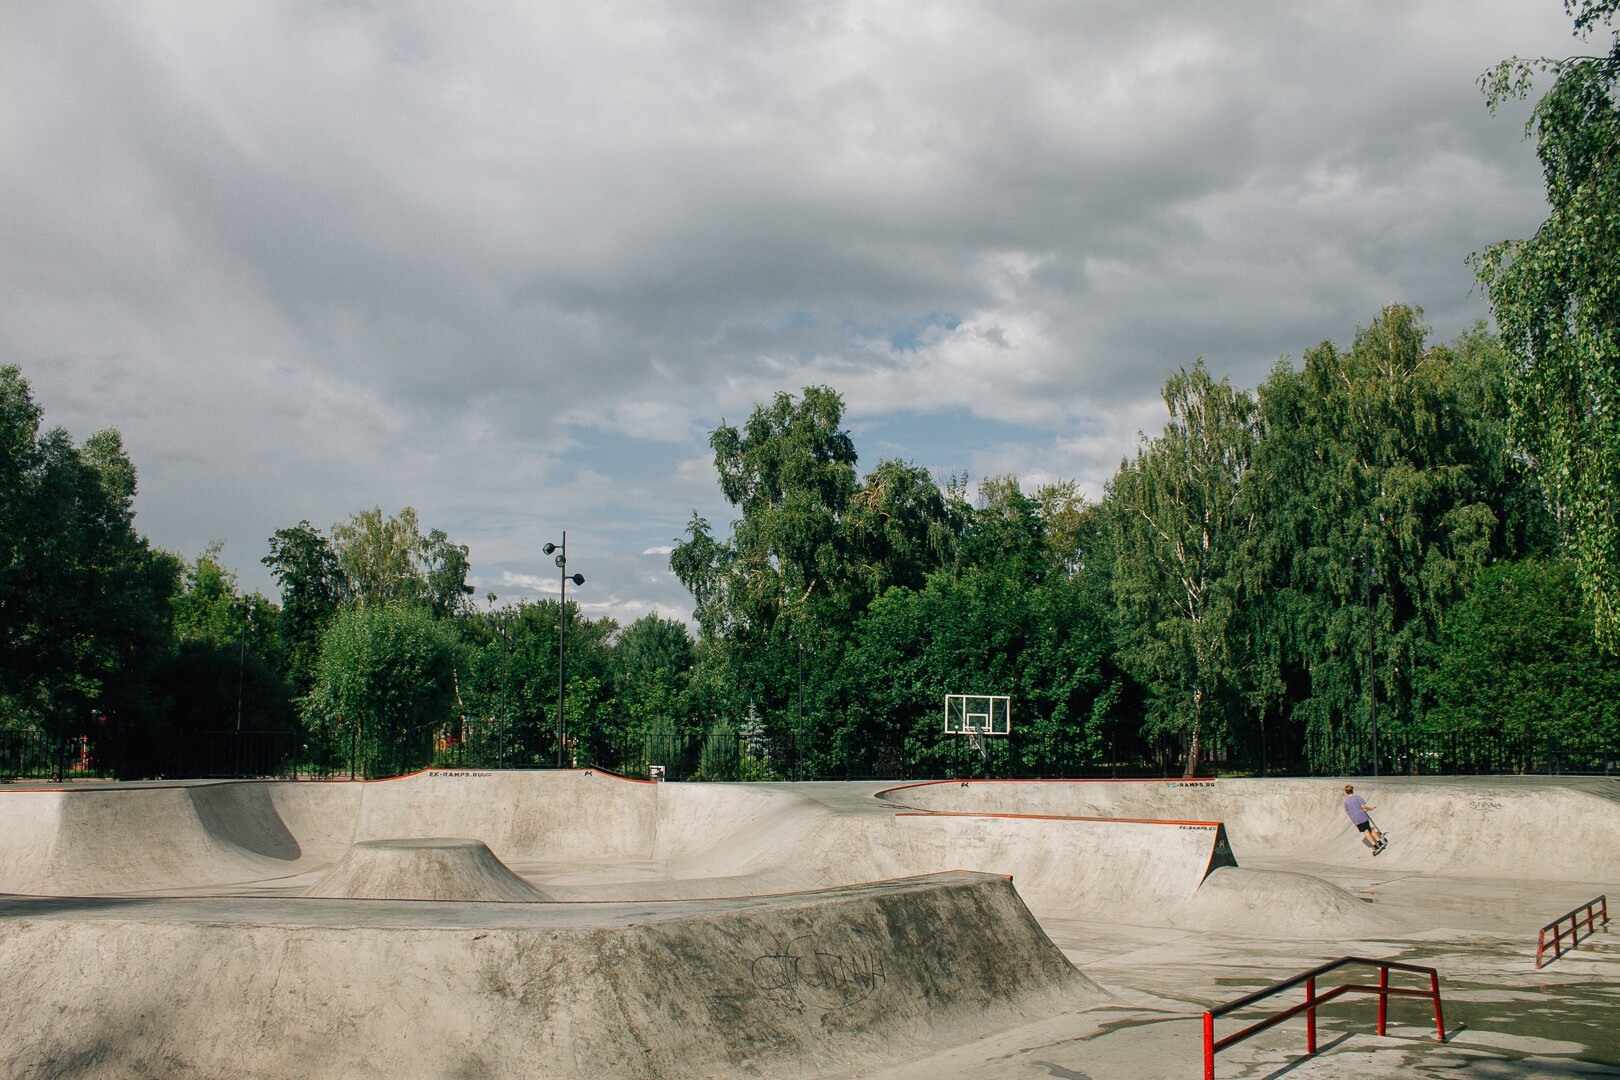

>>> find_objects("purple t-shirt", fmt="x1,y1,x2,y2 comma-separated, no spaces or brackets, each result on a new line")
1344,794,1369,824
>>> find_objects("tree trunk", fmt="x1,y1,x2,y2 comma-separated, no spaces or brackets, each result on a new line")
1184,688,1203,778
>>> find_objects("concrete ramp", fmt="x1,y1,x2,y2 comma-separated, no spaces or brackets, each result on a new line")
305,838,552,901
351,769,660,860
877,777,1620,881
0,784,317,895
868,813,1237,922
0,872,1099,1080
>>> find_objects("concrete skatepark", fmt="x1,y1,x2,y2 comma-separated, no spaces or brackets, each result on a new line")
1,771,1617,1077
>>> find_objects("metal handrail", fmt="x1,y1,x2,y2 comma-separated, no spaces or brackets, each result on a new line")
1536,895,1609,969
1202,956,1446,1079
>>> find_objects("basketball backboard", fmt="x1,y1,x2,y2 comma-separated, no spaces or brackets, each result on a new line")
944,694,1011,736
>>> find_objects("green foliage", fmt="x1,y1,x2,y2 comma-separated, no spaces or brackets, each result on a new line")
842,498,1125,780
671,386,966,769
263,521,344,695
329,507,474,615
1421,558,1620,755
1110,360,1257,774
697,716,741,781
847,459,960,595
0,365,178,743
678,386,861,639
302,603,459,777
611,614,695,741
1242,307,1537,771
172,545,280,659
128,639,296,778
456,600,617,767
1476,4,1620,649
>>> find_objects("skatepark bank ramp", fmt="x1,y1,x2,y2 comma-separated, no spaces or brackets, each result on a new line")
1,770,1268,927
875,776,1620,881
0,872,1097,1080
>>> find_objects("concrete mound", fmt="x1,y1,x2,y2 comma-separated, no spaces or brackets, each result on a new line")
0,872,1099,1080
1172,865,1391,938
305,838,549,901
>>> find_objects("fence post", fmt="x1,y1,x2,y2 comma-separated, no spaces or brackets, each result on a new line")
1305,976,1316,1053
1377,964,1389,1036
1430,970,1446,1040
1202,1011,1215,1080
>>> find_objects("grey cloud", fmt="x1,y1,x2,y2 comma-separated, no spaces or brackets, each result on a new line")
0,0,1585,612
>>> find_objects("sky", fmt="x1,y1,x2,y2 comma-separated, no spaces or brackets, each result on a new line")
0,1,1590,625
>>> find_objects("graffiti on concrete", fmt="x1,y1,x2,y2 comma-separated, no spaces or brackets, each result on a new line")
751,935,885,1011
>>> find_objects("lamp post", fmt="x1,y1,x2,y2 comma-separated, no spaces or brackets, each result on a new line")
235,601,253,777
541,533,584,769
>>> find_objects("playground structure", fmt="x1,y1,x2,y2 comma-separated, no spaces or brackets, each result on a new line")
1,771,1617,1077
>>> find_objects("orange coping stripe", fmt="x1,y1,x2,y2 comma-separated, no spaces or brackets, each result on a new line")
892,811,1224,827
874,777,1217,799
579,767,658,784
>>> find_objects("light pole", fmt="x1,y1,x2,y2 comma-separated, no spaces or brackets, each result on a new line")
235,601,253,777
542,533,584,769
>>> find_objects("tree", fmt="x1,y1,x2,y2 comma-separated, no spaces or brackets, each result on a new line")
1421,558,1620,761
1110,360,1258,776
958,477,1050,583
331,506,430,608
846,459,959,596
842,527,1124,779
610,613,695,741
423,528,475,619
0,365,177,744
263,521,345,694
1034,479,1092,575
685,386,860,640
173,544,280,648
302,604,458,777
1476,2,1620,649
669,387,860,762
671,387,967,771
457,600,619,768
1242,307,1539,772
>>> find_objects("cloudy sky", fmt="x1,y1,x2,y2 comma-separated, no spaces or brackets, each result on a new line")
1,1,1586,624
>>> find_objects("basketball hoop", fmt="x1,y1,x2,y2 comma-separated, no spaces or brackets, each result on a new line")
944,694,1010,779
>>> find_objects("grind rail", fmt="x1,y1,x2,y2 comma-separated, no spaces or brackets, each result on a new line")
1536,895,1609,969
1202,956,1445,1079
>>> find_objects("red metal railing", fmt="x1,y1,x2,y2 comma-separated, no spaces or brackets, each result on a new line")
1202,956,1446,1079
1536,895,1609,969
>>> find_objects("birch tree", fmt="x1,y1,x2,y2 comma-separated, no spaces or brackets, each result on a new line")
1110,361,1257,775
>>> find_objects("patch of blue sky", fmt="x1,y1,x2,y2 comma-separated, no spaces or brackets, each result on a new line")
559,431,683,485
780,309,821,331
842,310,962,353
775,309,961,353
853,409,1041,477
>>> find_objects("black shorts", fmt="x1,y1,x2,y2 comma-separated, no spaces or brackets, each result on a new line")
1355,820,1371,833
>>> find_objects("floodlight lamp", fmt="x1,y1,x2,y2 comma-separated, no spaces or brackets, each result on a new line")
543,542,557,555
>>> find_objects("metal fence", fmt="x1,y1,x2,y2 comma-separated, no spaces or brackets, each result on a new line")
0,729,114,783
2,722,1614,785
